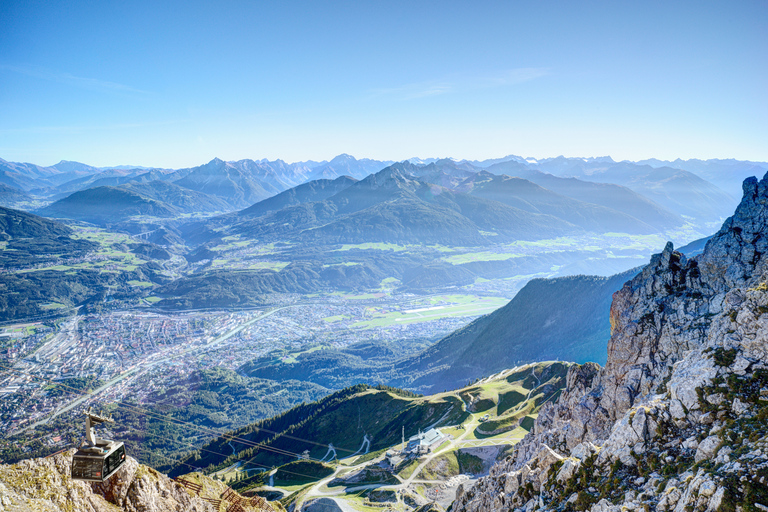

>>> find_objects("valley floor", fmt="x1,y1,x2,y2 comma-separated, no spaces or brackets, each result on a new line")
0,227,708,471
0,290,511,467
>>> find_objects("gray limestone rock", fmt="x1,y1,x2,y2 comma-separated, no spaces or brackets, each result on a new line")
301,497,357,512
0,450,253,512
569,442,597,461
695,436,721,463
731,397,749,415
451,173,768,512
555,459,579,484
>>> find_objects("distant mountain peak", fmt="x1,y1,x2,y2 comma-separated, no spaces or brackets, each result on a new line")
330,153,356,163
378,161,419,176
355,162,421,192
49,160,100,174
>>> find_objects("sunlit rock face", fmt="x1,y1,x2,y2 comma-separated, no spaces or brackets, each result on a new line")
0,449,216,512
452,173,768,512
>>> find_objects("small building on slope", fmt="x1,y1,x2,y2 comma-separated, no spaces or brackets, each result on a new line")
406,428,444,455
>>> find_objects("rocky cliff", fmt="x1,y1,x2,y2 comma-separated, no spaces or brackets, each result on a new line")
452,175,768,511
0,449,282,512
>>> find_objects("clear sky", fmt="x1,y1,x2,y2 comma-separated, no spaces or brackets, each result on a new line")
1,0,766,168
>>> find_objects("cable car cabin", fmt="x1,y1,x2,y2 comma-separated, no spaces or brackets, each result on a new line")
71,408,127,482
71,442,126,481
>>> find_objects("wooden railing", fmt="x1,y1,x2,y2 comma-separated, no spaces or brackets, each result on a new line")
202,497,222,508
174,477,203,495
176,477,274,511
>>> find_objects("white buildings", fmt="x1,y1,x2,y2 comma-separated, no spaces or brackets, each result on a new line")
406,428,444,455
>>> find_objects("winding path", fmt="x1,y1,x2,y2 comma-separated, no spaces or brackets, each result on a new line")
295,389,533,509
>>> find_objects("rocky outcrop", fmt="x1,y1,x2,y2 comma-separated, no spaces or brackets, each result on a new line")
326,465,395,486
300,497,357,512
413,504,445,512
0,449,276,512
452,174,768,511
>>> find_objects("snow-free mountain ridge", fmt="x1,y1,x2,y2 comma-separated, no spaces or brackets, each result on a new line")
451,172,768,511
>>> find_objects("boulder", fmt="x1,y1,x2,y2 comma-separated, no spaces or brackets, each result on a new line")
695,436,721,463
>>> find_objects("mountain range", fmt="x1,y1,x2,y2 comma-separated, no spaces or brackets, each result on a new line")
457,171,677,234
0,151,748,324
191,163,579,248
191,161,694,250
1,154,762,232
3,165,768,511
485,164,684,230
637,157,768,197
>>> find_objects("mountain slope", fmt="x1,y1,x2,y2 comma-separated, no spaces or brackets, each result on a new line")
300,195,490,246
170,383,461,475
48,160,101,174
173,158,278,208
637,157,768,198
171,362,570,481
154,264,329,309
398,269,638,393
409,158,481,189
0,266,160,323
499,156,736,224
221,163,580,247
451,174,768,511
0,206,98,265
592,163,736,222
532,159,736,223
52,167,187,198
0,159,108,194
0,159,44,191
0,183,31,208
38,186,179,223
459,171,662,234
51,167,146,196
120,180,231,213
229,157,313,191
487,163,684,231
239,175,358,218
174,157,322,206
154,256,409,310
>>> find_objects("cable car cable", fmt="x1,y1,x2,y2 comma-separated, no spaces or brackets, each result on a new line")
0,363,374,484
0,363,308,461
0,363,350,464
0,360,357,455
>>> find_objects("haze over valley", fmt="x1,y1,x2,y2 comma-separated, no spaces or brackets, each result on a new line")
0,153,762,471
2,1,766,510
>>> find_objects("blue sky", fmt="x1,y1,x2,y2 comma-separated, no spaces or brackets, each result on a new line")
1,0,766,168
